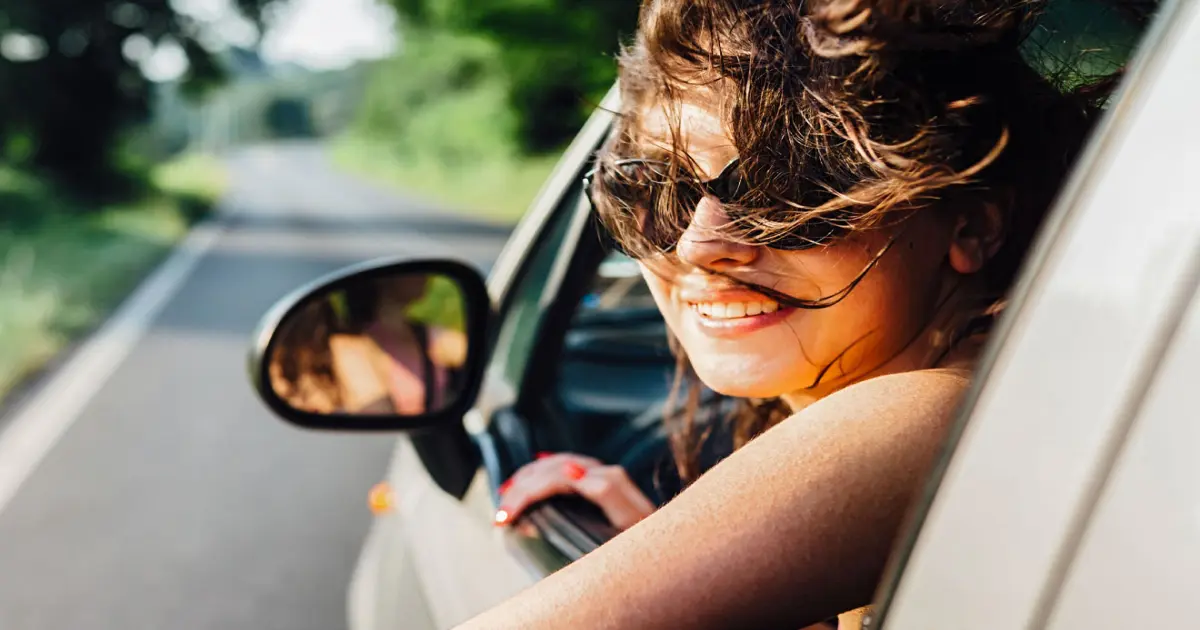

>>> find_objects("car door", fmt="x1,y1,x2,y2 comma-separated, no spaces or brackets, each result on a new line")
351,88,623,630
871,0,1200,627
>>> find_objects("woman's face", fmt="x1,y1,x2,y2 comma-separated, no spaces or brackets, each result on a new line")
636,103,964,403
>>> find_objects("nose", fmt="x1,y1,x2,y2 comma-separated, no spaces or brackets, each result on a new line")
676,196,759,269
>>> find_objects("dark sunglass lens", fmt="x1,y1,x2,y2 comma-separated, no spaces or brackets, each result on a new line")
703,159,750,204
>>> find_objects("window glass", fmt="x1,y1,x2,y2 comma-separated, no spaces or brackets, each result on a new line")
547,248,736,504
492,192,582,387
573,252,657,314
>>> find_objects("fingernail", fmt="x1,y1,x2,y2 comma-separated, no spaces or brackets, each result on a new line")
498,479,513,495
536,452,554,460
564,462,587,481
494,509,511,526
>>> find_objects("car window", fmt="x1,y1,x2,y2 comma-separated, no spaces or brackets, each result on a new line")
491,201,581,387
574,252,657,314
528,246,733,504
554,249,675,431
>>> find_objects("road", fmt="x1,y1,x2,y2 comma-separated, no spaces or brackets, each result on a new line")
0,143,511,630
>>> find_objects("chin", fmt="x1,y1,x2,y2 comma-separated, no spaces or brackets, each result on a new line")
687,350,804,400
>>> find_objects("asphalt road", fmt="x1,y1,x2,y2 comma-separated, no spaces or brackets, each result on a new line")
0,143,511,630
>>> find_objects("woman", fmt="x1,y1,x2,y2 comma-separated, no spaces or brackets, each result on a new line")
473,0,1114,628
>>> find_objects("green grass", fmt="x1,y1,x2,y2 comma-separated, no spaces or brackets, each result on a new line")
331,134,560,224
0,153,228,403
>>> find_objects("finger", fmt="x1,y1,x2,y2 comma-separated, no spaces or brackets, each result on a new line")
505,453,603,489
495,466,580,526
534,452,604,468
571,466,657,530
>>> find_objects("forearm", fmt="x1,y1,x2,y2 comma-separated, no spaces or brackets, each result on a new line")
457,373,963,630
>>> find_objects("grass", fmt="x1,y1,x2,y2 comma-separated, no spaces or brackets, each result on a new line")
330,134,560,224
0,153,228,404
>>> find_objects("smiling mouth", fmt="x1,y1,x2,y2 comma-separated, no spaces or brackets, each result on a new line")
688,299,780,320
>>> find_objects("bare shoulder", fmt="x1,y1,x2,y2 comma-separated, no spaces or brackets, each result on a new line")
805,368,971,424
769,368,974,466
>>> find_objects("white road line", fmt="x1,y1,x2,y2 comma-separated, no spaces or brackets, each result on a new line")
0,220,224,514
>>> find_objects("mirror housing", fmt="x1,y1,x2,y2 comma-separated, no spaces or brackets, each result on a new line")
248,257,492,433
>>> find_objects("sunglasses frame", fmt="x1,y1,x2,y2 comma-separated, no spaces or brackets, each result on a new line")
582,156,843,255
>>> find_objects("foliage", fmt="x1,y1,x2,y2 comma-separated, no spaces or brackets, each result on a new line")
0,153,226,402
336,28,558,221
0,0,276,194
151,152,229,212
382,0,638,152
331,133,559,222
338,3,635,221
405,275,465,331
354,30,517,163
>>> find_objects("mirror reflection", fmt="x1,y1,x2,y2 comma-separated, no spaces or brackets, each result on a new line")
268,272,469,416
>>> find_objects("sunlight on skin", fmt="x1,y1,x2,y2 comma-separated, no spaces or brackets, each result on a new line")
634,101,965,409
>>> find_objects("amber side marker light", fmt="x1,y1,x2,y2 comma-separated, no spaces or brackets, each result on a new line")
368,482,395,515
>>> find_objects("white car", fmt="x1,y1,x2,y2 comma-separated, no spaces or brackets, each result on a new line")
248,1,1200,628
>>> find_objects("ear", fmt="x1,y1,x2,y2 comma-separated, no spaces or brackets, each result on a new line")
947,201,1008,275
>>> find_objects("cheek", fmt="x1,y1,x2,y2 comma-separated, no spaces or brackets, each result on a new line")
640,264,677,314
772,233,947,362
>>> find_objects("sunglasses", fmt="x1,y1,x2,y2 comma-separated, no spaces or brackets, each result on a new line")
583,157,844,256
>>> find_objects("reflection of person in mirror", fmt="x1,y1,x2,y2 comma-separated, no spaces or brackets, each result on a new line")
330,275,466,415
270,275,467,415
269,298,343,414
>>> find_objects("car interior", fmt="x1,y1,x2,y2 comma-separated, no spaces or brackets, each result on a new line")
517,211,734,523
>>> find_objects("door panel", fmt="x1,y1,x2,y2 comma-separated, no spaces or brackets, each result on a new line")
1043,277,1200,628
878,2,1200,627
393,438,537,629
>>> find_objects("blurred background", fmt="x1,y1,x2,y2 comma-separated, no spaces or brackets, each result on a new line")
0,1,636,628
0,0,641,403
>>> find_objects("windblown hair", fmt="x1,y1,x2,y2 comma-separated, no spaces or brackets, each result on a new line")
590,0,1125,482
270,298,345,413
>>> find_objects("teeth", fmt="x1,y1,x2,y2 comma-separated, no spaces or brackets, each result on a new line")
690,300,780,319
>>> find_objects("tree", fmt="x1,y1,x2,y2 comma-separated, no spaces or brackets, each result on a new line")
0,0,278,196
386,0,639,152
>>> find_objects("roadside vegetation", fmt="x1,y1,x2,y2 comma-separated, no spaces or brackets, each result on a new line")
0,0,287,406
332,4,638,223
0,154,227,403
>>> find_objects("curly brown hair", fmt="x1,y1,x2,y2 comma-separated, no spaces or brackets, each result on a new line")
590,0,1126,482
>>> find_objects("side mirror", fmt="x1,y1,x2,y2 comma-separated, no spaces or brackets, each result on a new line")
248,258,491,432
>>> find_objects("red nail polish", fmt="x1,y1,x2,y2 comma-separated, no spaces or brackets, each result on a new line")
499,479,513,494
536,452,554,460
564,462,587,480
494,509,511,526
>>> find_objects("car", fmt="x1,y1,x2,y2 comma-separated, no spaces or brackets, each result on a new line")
246,1,1200,628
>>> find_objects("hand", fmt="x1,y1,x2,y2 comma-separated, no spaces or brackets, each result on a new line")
495,453,656,531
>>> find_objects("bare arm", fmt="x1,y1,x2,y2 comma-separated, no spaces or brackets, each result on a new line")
329,334,391,413
457,370,970,630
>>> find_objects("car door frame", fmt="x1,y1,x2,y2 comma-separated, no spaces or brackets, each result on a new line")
451,84,623,565
465,83,624,549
